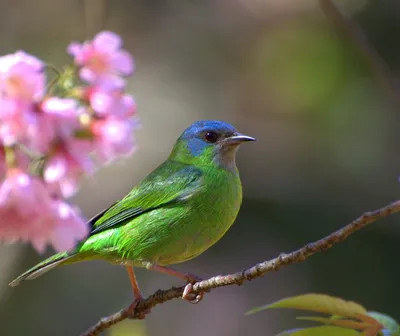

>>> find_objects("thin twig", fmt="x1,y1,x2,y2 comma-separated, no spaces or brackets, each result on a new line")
319,0,400,106
81,199,400,336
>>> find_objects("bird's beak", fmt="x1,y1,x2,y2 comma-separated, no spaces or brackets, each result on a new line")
226,132,256,144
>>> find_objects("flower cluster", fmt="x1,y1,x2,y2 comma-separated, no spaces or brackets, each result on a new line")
0,31,138,253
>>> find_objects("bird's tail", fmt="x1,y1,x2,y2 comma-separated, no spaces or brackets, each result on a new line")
8,252,75,287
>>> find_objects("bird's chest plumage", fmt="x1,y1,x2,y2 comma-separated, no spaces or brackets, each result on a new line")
157,168,242,265
193,170,242,233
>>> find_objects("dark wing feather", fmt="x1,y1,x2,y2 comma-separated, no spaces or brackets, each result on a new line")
90,207,148,234
88,161,203,235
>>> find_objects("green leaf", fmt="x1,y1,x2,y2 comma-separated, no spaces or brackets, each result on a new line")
110,320,148,336
296,316,370,330
367,312,400,335
275,329,303,336
246,293,367,317
276,326,360,336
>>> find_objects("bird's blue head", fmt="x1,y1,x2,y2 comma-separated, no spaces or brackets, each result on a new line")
170,120,255,170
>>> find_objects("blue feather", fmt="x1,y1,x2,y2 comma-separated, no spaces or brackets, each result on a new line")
187,138,207,156
180,120,237,157
181,120,236,140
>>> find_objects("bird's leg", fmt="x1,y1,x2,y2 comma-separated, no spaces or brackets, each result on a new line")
149,264,202,282
125,266,149,319
126,266,143,300
147,264,205,304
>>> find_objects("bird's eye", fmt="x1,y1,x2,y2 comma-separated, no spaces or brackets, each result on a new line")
204,131,218,143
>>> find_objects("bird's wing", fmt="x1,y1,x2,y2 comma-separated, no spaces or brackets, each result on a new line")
89,161,203,235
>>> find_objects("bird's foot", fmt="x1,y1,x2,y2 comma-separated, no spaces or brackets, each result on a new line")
182,282,204,304
127,296,151,320
147,264,206,304
182,272,203,283
181,273,205,304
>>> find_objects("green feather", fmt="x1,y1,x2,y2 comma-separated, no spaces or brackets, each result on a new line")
90,162,203,234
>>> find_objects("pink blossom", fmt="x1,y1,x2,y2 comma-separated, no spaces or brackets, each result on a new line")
41,97,81,130
30,200,88,253
0,169,50,216
89,89,136,118
67,31,134,90
44,153,80,198
0,168,88,253
0,31,138,254
44,139,94,198
27,97,81,153
0,51,45,146
0,51,43,72
0,51,45,101
0,169,53,240
0,98,38,146
35,97,96,197
91,117,137,163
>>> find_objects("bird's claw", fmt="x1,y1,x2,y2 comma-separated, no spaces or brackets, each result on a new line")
184,273,203,283
127,297,151,319
182,282,204,304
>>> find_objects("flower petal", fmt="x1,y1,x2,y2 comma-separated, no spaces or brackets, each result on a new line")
111,50,134,75
93,31,122,53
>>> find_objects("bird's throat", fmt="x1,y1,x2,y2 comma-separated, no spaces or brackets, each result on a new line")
213,145,239,172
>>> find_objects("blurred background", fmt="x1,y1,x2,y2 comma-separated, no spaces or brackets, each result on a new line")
1,0,400,335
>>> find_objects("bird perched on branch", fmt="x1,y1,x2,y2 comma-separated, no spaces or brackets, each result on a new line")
9,120,255,306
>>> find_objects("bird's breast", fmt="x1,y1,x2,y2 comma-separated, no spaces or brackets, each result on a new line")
158,169,242,265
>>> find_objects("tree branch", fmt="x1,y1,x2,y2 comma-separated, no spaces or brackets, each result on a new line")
81,199,400,336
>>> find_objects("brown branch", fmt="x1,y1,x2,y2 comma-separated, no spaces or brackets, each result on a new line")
81,199,400,336
319,0,400,107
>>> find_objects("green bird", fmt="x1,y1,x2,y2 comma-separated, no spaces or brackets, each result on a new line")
9,120,255,304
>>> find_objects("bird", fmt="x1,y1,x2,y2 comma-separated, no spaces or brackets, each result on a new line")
9,119,255,306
